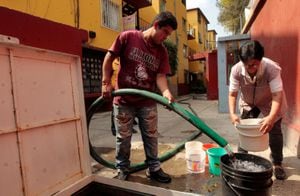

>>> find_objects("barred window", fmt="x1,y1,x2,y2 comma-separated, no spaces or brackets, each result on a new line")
101,0,120,31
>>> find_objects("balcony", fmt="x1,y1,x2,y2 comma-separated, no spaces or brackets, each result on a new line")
122,15,151,31
187,28,195,40
188,52,206,61
123,0,152,9
122,0,152,17
138,17,151,31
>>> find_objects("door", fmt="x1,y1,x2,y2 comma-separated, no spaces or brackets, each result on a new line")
217,34,250,113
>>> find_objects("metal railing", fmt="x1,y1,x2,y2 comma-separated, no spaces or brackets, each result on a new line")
138,17,151,31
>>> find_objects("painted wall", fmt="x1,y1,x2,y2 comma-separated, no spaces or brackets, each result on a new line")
81,0,122,49
0,0,76,26
248,0,300,153
205,51,218,100
250,0,300,123
207,30,217,50
0,6,87,56
198,13,209,52
187,9,201,73
169,1,189,85
139,0,158,24
0,0,122,50
1,0,202,96
187,8,209,74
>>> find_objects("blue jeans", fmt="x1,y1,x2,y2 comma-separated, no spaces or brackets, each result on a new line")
113,104,160,172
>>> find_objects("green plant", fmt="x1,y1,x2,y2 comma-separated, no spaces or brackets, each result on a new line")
163,39,178,76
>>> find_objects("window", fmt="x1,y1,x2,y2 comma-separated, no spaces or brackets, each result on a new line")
198,32,202,44
184,70,189,84
197,12,201,24
183,44,188,58
159,0,166,12
82,48,105,95
101,0,120,31
182,18,187,34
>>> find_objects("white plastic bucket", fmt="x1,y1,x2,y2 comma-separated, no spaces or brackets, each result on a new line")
235,118,269,152
185,141,206,173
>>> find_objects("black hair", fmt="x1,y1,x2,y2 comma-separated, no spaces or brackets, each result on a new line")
152,11,178,30
238,40,264,63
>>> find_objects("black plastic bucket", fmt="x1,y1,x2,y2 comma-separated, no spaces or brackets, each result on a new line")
220,153,273,196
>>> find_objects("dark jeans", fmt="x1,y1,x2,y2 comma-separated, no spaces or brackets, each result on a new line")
113,104,160,172
238,107,283,165
111,109,138,136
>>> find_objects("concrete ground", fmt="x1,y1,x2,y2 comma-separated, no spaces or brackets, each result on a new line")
89,94,300,195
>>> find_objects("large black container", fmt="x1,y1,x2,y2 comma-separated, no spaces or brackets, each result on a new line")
220,153,273,196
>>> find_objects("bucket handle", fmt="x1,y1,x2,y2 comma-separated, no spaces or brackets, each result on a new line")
222,174,241,196
238,131,264,137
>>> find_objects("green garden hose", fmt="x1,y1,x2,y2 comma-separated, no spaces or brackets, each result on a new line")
87,88,229,172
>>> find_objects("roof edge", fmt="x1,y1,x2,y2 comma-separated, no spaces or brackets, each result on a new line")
241,0,266,33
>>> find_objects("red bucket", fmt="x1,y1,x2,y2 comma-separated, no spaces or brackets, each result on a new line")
202,143,218,164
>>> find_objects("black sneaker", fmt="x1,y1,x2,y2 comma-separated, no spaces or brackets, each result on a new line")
274,165,286,180
114,170,130,181
146,168,171,183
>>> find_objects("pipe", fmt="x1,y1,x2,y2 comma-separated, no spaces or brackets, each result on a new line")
87,88,229,172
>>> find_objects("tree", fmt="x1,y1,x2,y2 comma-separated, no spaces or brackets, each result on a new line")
163,39,178,76
216,0,250,35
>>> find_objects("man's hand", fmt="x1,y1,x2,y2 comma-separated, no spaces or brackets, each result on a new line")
162,89,174,103
101,82,112,99
258,91,282,134
259,116,275,134
156,74,174,103
230,113,240,126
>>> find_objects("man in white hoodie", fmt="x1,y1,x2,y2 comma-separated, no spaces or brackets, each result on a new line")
228,40,286,180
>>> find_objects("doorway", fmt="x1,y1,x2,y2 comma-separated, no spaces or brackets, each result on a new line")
217,34,250,113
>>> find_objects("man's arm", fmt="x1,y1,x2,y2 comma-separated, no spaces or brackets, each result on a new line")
156,73,174,103
260,91,283,133
269,91,283,120
228,91,239,124
101,51,116,98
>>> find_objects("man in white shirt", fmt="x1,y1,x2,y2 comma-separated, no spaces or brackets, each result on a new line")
228,40,286,180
